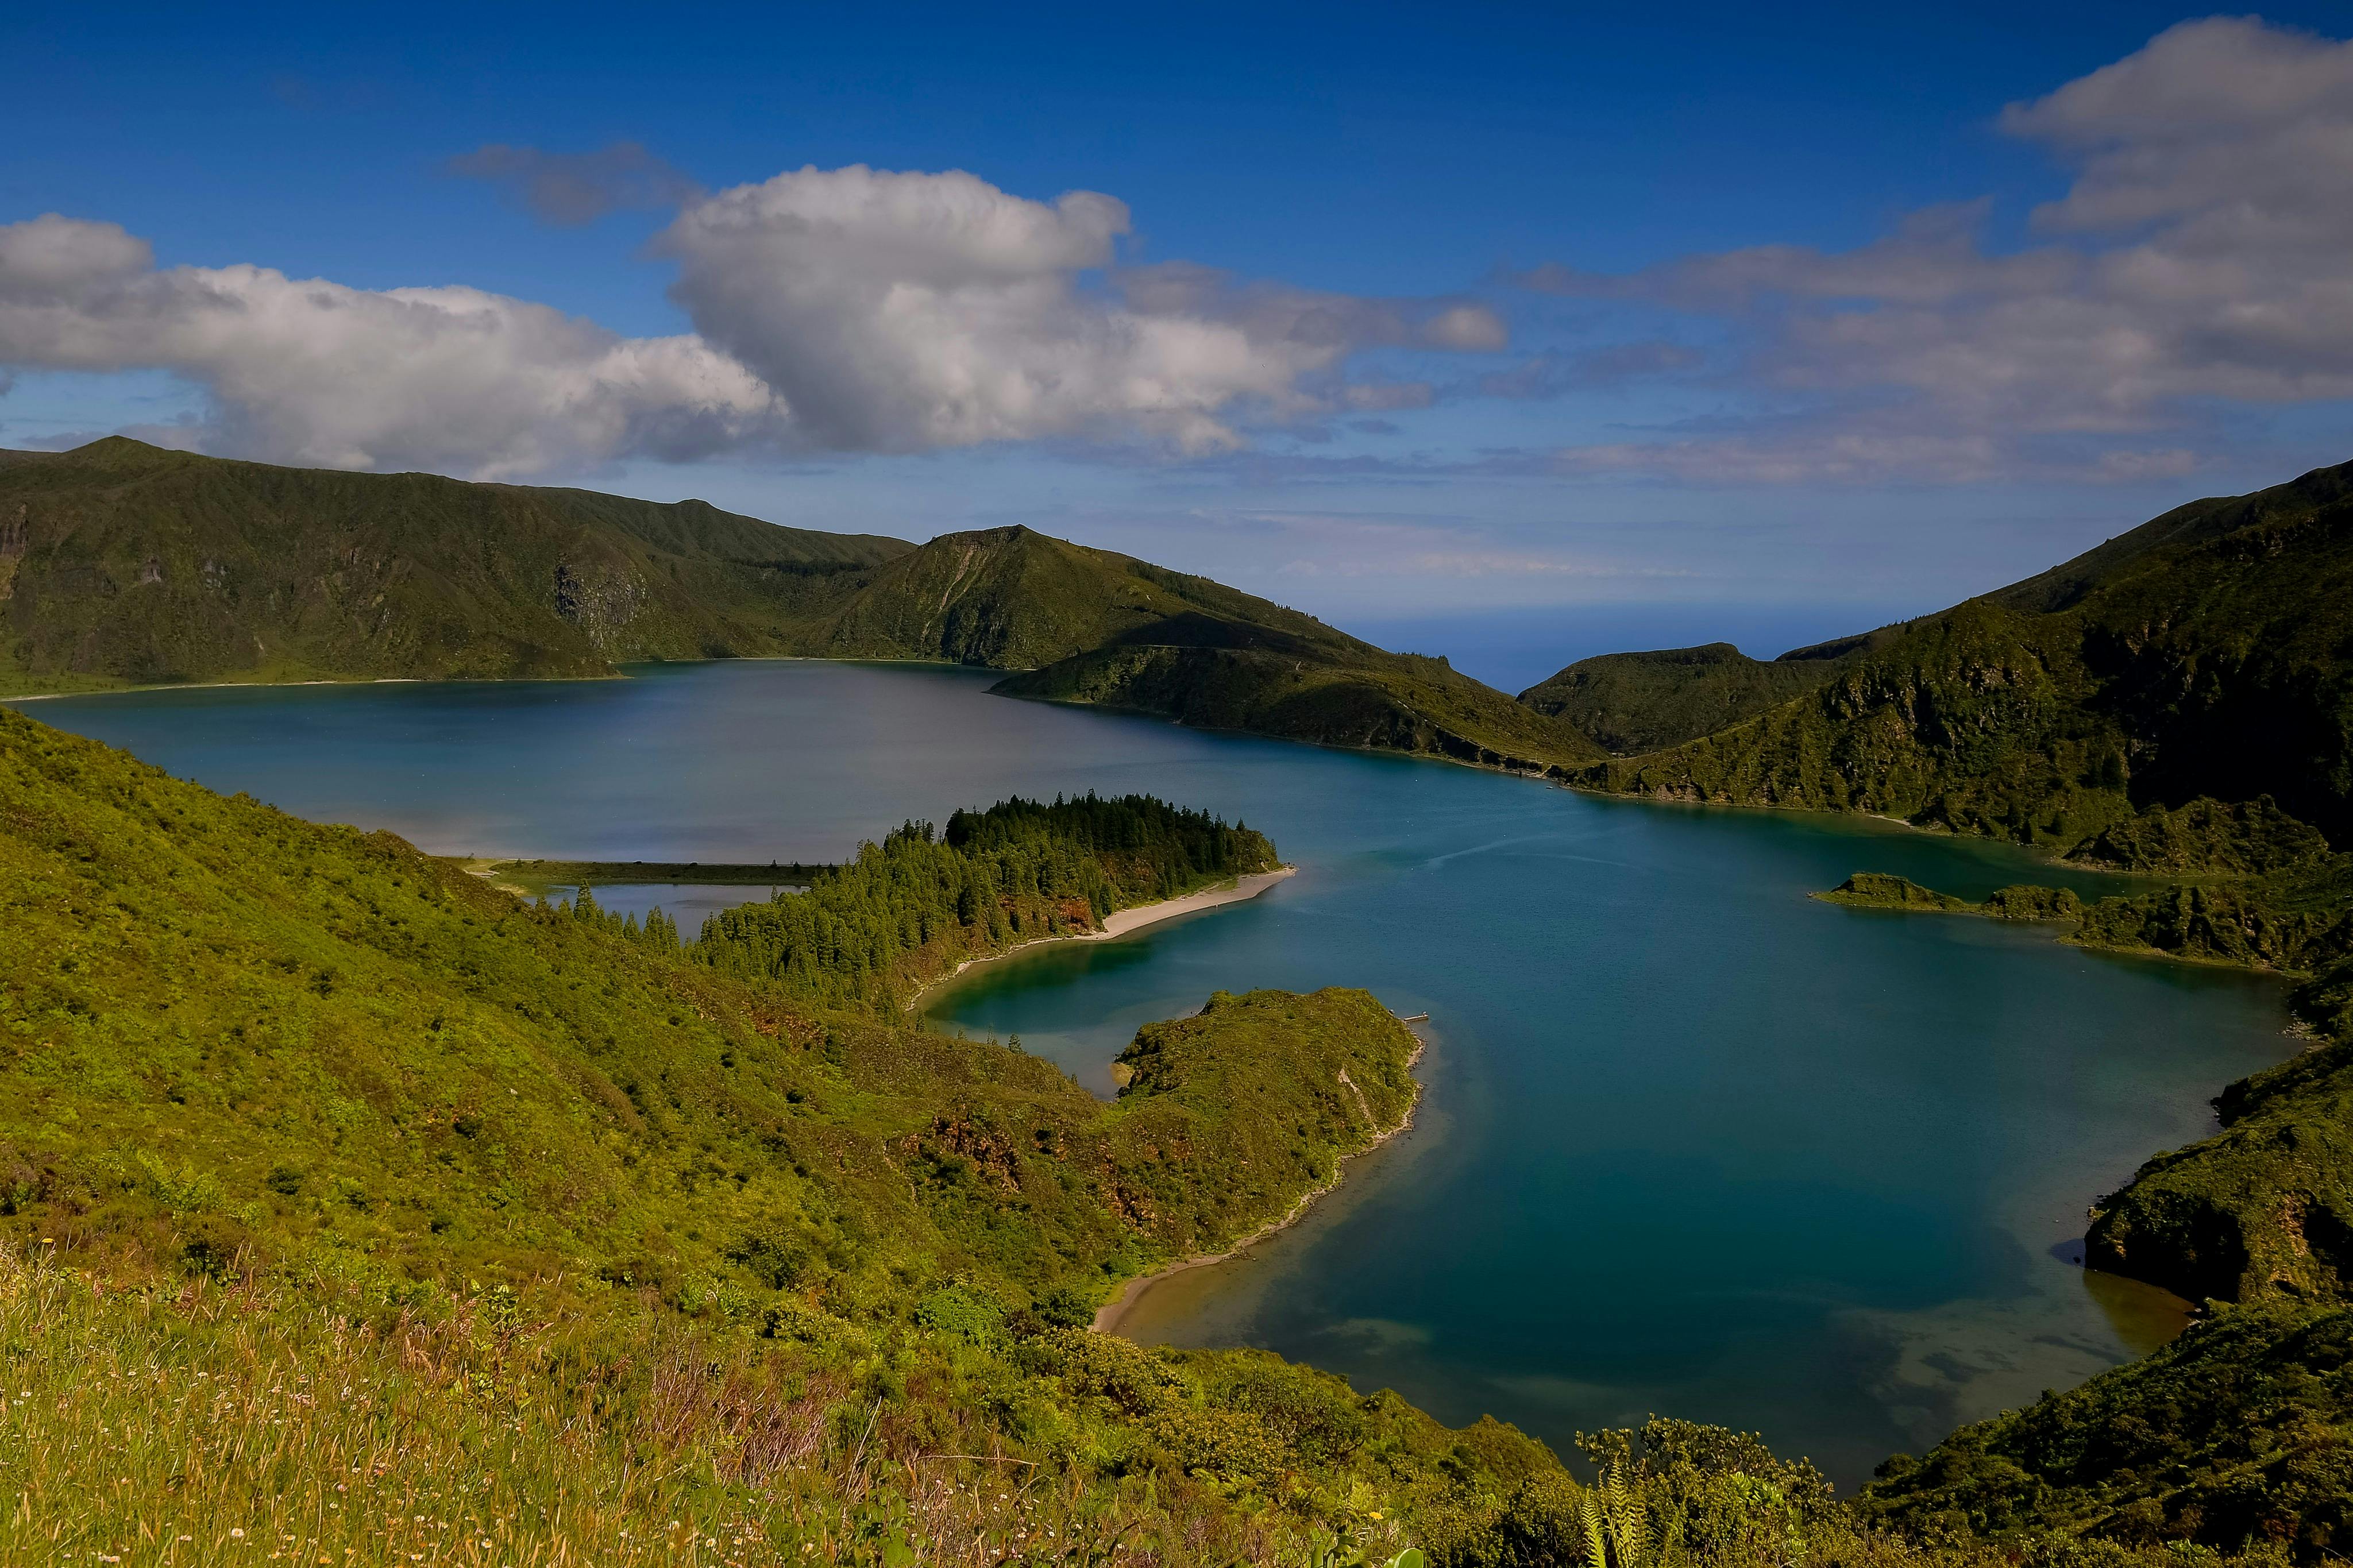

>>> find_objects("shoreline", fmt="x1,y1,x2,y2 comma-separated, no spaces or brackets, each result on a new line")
906,866,1297,1014
1093,1023,1429,1338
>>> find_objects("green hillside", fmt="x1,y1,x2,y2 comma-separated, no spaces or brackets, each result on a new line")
1565,458,2353,851
1572,457,2353,1330
788,523,1340,669
792,523,1603,767
999,642,1604,769
1517,641,1856,755
0,437,908,692
0,698,1574,1561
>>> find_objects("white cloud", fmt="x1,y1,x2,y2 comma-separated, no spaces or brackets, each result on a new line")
0,214,778,478
1522,16,2353,482
657,164,1504,454
0,167,1507,474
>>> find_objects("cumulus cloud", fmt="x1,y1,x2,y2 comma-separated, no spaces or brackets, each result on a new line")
0,214,780,477
1521,16,2353,482
658,165,1503,453
449,141,702,226
0,166,1507,474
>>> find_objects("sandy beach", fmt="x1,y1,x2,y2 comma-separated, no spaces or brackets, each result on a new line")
906,865,1297,1011
1092,1022,1429,1336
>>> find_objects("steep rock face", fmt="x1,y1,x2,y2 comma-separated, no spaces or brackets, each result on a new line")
553,559,650,650
2069,796,2335,875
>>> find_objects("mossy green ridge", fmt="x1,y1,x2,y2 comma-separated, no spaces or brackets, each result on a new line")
0,437,909,692
1864,1301,2353,1558
997,642,1603,770
1517,642,1854,755
1820,874,2088,921
1978,883,2086,921
2080,853,2353,1308
691,794,1280,1013
1564,457,2353,853
789,522,1333,670
2088,1031,2353,1305
2067,797,2335,876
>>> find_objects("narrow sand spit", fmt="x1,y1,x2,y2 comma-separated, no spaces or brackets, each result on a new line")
906,866,1297,1012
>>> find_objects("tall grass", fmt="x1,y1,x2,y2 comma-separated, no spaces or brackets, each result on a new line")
0,1251,1325,1567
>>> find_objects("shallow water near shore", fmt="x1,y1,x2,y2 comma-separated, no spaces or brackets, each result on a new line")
14,659,2294,1486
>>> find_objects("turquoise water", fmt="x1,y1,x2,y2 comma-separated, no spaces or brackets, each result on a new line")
13,661,2293,1485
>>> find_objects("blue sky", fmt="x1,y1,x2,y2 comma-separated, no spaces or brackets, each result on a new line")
4,3,2350,684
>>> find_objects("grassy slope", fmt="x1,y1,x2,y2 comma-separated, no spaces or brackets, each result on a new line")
0,438,908,691
1516,642,1856,755
0,700,1399,1324
0,700,1608,1563
1557,467,2353,1388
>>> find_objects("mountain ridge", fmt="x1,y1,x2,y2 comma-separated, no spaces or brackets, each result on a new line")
0,437,912,690
0,438,1604,768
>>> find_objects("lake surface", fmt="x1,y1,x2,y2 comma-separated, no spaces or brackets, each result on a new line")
12,661,2294,1485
